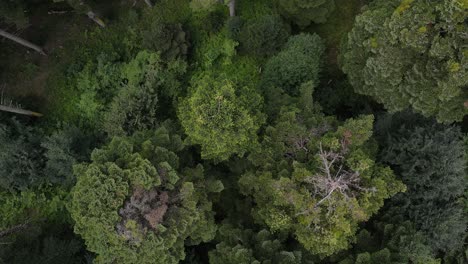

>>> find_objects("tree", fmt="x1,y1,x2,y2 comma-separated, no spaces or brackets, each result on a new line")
190,0,236,17
278,0,336,27
70,123,223,263
0,118,45,191
190,0,218,11
41,125,95,188
375,112,467,254
238,15,290,57
333,221,441,264
0,29,46,55
341,0,468,123
261,33,325,117
209,224,305,264
262,33,325,96
54,0,105,27
178,72,264,161
239,99,405,257
103,51,187,136
0,186,86,264
140,0,191,60
179,32,264,162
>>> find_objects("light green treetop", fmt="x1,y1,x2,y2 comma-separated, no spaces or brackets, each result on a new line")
240,104,405,257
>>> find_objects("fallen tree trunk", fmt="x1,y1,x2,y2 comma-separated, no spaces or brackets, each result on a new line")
87,11,106,28
0,29,46,55
228,0,236,16
143,0,153,7
0,105,43,117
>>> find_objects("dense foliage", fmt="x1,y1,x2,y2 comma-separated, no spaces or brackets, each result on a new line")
70,123,222,263
0,0,466,263
278,0,336,27
376,113,467,254
341,0,468,122
240,107,405,256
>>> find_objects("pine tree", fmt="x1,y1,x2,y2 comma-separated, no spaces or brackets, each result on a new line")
376,112,467,254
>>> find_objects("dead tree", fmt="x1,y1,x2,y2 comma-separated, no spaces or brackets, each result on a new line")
86,11,106,28
296,143,376,217
143,0,153,7
0,220,34,238
0,218,46,239
60,0,106,27
228,0,236,16
0,89,43,117
0,29,46,55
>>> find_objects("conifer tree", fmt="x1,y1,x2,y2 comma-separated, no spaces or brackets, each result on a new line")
209,224,305,264
376,112,467,254
70,122,223,263
240,94,405,257
341,0,468,122
179,32,264,161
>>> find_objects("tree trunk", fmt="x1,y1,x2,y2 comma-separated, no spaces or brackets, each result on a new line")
0,105,43,117
228,0,236,17
143,0,152,7
0,222,31,238
87,11,106,28
0,29,46,55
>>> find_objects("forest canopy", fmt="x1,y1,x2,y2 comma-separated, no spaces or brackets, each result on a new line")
0,0,466,263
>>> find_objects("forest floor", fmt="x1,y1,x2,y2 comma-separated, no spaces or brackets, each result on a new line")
0,3,90,112
0,0,132,113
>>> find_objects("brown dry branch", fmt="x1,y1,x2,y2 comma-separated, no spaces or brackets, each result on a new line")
296,143,376,217
116,187,171,242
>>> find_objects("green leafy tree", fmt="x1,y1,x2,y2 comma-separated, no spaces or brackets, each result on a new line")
140,0,191,60
238,15,290,57
262,33,325,97
190,0,218,11
240,99,405,257
209,224,305,264
179,32,264,162
375,112,467,254
178,72,264,161
73,52,123,128
0,235,86,264
0,118,45,191
103,51,187,136
0,185,86,264
70,123,223,263
278,0,336,27
334,222,440,264
341,0,468,123
41,125,95,188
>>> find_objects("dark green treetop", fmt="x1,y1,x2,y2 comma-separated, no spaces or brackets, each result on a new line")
262,33,325,97
375,112,467,254
209,224,307,264
278,0,336,27
238,14,291,57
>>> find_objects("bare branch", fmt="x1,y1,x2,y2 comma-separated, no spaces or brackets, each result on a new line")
300,142,377,215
